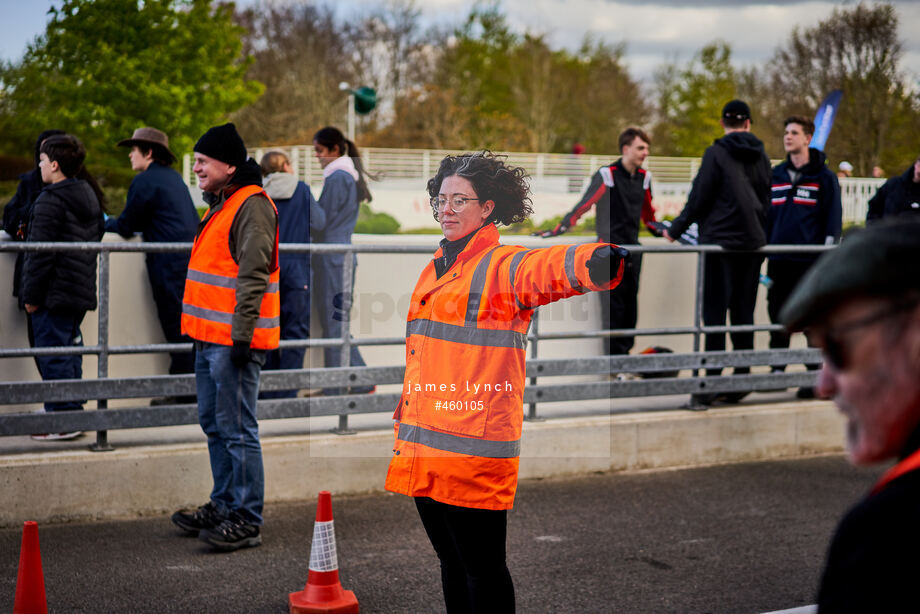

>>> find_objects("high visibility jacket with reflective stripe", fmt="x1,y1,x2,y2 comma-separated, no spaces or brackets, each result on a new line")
181,184,281,350
384,224,623,510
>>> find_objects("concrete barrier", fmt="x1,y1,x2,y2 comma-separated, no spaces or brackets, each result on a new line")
0,400,843,526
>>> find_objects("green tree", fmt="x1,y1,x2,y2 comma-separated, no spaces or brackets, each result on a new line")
435,5,525,149
369,6,648,153
560,37,649,154
653,41,737,157
0,0,262,179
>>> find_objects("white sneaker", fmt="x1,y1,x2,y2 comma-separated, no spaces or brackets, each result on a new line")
31,431,84,441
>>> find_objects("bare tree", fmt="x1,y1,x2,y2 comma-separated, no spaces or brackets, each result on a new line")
232,1,353,146
766,2,910,173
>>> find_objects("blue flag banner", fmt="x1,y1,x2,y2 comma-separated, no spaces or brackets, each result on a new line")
811,89,843,151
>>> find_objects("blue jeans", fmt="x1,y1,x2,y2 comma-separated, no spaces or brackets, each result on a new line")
29,308,86,411
195,342,266,525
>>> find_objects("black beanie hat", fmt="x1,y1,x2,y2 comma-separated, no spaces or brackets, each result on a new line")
194,123,247,167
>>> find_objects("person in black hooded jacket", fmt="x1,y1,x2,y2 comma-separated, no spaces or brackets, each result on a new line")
2,129,66,309
21,134,105,438
866,155,920,223
665,100,771,408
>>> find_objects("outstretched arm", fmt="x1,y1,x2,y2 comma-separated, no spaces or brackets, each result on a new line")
507,242,627,309
536,170,607,238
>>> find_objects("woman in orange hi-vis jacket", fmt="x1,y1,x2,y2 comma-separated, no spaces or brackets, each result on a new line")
384,152,628,612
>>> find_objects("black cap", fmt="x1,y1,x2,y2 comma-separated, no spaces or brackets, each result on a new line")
722,99,752,123
194,123,246,167
780,219,920,331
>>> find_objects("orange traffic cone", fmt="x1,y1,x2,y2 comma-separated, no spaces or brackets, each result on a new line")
289,491,359,614
14,521,48,614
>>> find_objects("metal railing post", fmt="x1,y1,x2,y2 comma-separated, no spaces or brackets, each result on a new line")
90,249,113,452
526,310,543,422
334,247,356,434
691,249,707,398
693,250,705,355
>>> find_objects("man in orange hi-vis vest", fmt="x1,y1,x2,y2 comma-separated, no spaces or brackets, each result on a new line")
171,123,280,552
385,152,628,612
780,219,920,611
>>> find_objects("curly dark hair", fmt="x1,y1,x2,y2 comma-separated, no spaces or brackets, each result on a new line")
426,151,533,226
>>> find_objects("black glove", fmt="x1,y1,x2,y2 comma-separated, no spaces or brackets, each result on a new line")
230,340,252,368
645,220,665,238
532,222,569,238
586,245,630,286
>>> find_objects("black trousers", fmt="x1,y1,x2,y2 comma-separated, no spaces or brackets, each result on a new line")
415,497,515,614
147,255,195,376
702,252,764,376
766,258,820,372
599,253,641,355
766,259,814,349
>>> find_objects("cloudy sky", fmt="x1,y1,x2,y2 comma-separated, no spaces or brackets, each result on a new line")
1,0,918,83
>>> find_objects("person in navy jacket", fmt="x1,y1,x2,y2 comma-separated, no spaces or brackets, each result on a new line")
259,150,325,398
866,155,920,223
766,116,841,397
105,128,200,400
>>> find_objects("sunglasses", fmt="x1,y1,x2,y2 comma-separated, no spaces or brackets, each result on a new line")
807,297,919,370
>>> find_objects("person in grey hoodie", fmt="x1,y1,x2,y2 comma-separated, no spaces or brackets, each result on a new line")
259,150,325,398
665,100,771,408
311,126,375,394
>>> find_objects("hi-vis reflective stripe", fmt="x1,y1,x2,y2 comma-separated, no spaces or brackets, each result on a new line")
406,319,526,349
508,250,530,310
564,246,585,293
183,304,281,329
308,519,339,572
398,423,521,458
464,247,499,327
186,269,279,293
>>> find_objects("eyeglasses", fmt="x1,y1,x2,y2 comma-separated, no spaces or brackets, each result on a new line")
807,297,919,370
430,195,480,213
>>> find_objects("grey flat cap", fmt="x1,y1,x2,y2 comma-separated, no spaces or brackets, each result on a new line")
780,218,920,331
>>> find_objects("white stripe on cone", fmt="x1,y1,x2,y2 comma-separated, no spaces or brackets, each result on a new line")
308,520,338,572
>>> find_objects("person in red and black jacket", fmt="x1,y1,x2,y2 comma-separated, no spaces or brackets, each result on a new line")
539,127,657,356
767,116,841,397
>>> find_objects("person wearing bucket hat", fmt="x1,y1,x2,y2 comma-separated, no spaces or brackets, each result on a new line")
106,127,199,399
779,218,920,612
173,123,280,552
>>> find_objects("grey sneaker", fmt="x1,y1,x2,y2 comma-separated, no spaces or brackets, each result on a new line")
31,431,83,441
199,511,262,552
171,501,223,535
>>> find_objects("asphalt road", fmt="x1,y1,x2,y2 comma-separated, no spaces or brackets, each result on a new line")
1,456,881,614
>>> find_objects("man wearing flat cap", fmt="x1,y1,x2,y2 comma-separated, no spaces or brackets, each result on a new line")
172,123,280,552
665,99,772,407
106,127,199,399
780,219,920,612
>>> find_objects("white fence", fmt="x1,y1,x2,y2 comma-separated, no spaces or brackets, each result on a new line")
182,148,883,225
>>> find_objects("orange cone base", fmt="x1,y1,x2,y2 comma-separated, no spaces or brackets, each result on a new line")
14,521,47,614
288,587,359,614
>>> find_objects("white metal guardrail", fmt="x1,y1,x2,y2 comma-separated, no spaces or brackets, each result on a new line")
0,240,830,449
183,148,882,223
